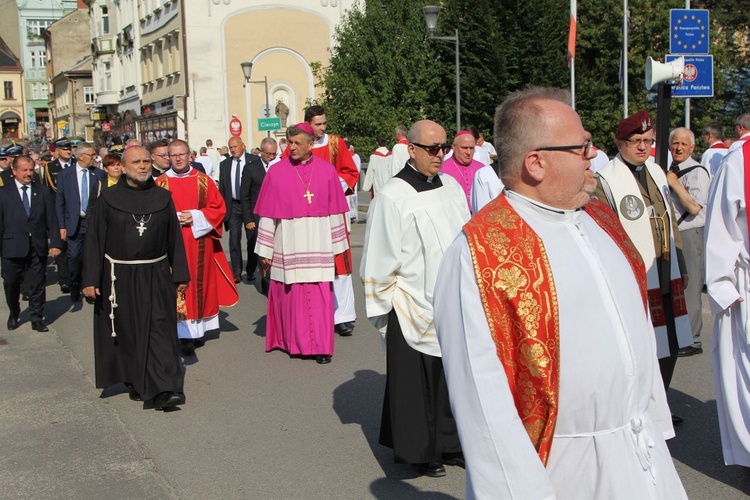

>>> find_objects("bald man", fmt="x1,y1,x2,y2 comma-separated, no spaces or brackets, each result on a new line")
219,137,260,283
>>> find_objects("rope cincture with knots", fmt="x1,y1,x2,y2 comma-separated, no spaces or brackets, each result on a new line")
104,254,167,338
649,209,670,258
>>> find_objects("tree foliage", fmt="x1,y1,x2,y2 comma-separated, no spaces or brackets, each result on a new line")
318,0,749,155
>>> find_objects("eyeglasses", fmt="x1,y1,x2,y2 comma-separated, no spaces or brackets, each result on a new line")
622,138,655,147
412,142,451,156
168,152,190,159
536,139,593,159
262,151,279,157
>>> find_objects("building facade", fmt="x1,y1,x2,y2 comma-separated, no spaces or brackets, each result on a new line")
84,0,354,148
10,0,80,140
45,7,94,141
0,36,26,142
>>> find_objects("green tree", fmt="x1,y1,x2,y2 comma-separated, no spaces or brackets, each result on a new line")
314,0,452,152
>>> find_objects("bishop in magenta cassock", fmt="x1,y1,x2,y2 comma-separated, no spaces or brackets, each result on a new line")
155,139,238,354
441,130,485,213
255,123,350,364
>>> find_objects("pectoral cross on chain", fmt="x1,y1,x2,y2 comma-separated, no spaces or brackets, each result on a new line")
303,189,314,204
137,221,147,236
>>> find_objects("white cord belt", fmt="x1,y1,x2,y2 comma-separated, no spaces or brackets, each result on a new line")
555,414,657,484
104,253,167,338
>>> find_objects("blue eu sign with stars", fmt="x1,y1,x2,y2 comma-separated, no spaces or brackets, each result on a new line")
670,9,709,55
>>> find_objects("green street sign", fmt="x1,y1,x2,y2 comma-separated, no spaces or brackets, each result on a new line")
258,117,282,131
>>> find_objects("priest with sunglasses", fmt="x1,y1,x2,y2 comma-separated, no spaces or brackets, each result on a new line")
361,120,470,477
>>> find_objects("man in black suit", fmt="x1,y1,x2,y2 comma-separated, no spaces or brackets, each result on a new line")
41,139,75,293
219,137,260,283
0,156,62,331
240,137,277,294
55,142,107,302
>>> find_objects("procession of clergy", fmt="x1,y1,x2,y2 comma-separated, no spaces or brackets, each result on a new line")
4,89,750,498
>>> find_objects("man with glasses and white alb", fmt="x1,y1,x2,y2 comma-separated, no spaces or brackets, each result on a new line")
594,110,692,426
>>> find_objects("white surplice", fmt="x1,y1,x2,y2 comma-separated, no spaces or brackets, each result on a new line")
434,191,686,500
360,172,469,356
704,145,750,467
470,165,503,213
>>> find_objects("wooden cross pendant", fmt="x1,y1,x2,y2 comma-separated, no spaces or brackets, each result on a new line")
303,189,314,204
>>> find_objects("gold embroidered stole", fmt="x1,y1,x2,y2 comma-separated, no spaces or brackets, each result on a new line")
464,195,647,465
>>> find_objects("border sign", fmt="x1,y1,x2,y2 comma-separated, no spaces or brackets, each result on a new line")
258,117,282,131
670,9,709,54
666,54,713,98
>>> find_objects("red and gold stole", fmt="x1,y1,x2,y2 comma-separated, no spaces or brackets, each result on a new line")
463,194,646,465
156,173,210,319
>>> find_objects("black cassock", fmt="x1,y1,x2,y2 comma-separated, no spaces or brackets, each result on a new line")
83,178,190,402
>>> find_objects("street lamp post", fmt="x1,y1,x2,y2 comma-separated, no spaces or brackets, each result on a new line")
240,61,271,142
422,5,460,132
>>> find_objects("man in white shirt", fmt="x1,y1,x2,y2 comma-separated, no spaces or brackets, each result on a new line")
194,147,215,179
699,123,729,176
205,139,221,181
434,87,686,499
729,113,750,152
666,128,710,357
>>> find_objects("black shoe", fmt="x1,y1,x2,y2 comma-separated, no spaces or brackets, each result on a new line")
316,355,332,364
153,391,181,411
234,276,242,284
22,293,30,301
345,321,356,331
335,323,353,337
7,314,19,330
678,346,703,357
71,289,82,302
442,452,465,468
245,275,256,283
60,284,70,294
124,383,141,402
414,461,446,478
672,413,684,426
193,339,205,349
31,321,49,332
180,339,196,355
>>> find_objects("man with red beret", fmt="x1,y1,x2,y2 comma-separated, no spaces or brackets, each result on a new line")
593,110,692,424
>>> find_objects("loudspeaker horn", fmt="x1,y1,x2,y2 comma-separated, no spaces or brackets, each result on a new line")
645,56,684,90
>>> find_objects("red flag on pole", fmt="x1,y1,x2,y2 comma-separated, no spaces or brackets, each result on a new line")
567,0,577,67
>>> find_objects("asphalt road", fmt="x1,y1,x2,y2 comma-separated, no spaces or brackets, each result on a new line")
1,202,749,499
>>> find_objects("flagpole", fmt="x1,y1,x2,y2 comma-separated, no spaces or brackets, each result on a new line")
569,0,577,109
623,0,629,118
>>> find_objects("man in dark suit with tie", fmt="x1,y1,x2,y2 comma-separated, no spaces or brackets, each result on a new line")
42,138,76,294
55,142,107,302
0,156,62,331
220,136,260,283
241,137,277,294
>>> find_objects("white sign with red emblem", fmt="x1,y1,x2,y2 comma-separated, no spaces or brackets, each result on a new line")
229,114,242,137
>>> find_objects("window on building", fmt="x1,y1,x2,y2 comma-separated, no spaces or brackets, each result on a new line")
26,19,52,38
30,50,46,69
84,86,95,104
104,61,112,91
40,83,48,98
102,6,110,34
3,81,12,100
31,83,39,100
